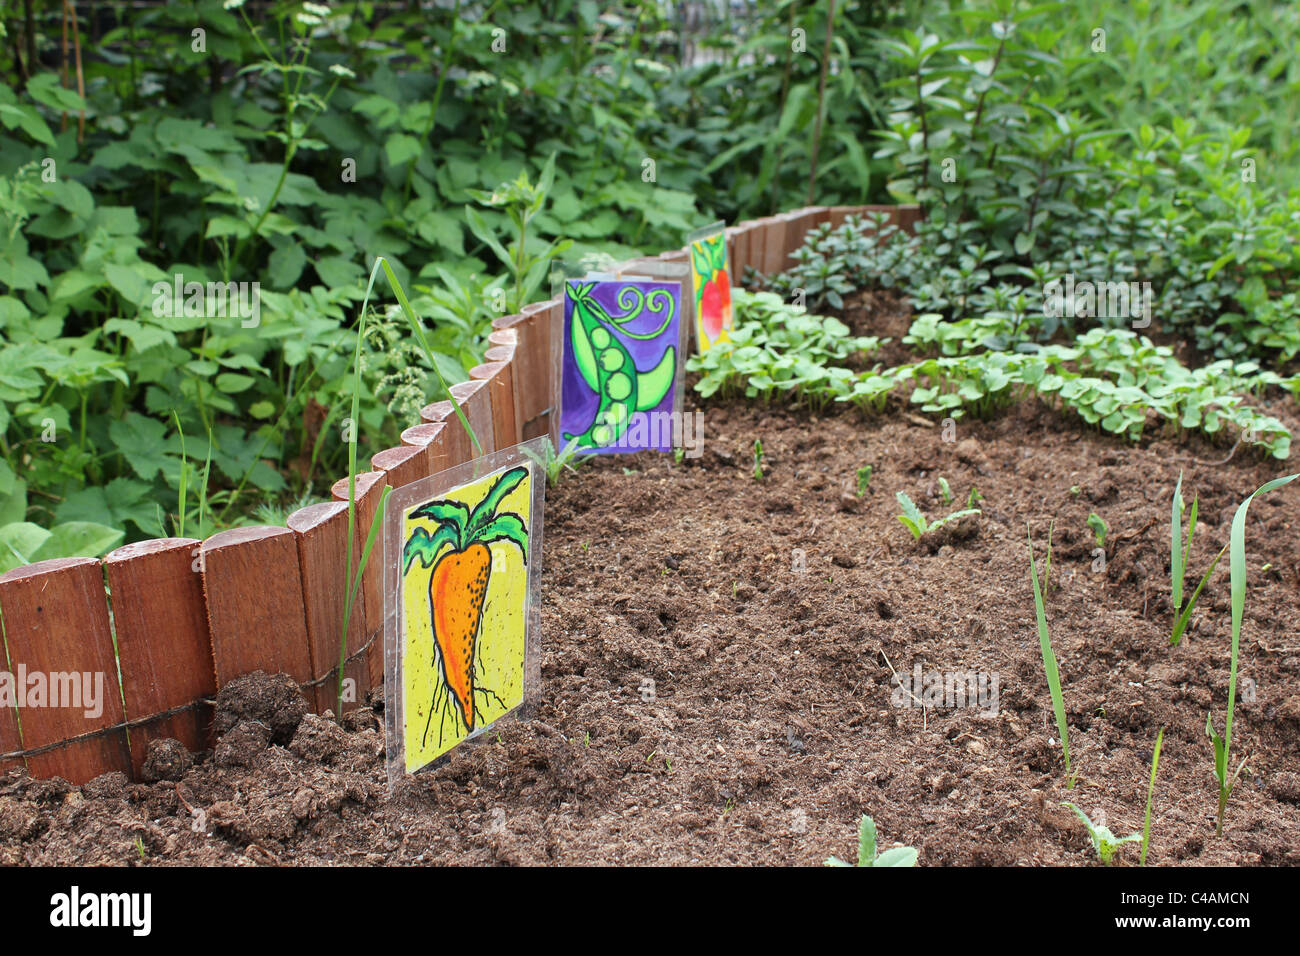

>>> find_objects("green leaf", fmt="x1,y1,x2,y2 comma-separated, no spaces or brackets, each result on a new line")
29,522,124,563
109,412,172,481
0,522,51,573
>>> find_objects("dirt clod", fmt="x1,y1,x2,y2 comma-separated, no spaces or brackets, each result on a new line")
213,671,308,743
141,738,194,782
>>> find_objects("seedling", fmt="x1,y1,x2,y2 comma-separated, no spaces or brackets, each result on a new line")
1141,728,1164,866
967,485,983,509
1169,470,1224,646
937,476,953,505
1062,803,1141,865
856,465,873,496
1208,473,1298,835
524,436,594,487
825,815,918,867
1170,471,1196,612
1169,544,1225,646
1028,526,1071,780
752,439,764,480
895,491,980,540
1086,512,1107,549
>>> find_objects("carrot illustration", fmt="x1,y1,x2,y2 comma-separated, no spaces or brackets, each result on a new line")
403,466,529,737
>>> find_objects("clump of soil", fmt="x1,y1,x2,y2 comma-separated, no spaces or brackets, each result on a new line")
3,292,1300,866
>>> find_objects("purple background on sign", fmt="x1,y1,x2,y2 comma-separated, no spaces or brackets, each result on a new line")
560,279,680,454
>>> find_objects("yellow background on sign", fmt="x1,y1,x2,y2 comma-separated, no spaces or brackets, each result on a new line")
401,465,530,772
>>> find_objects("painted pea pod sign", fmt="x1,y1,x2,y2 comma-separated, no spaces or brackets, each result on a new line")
560,278,681,454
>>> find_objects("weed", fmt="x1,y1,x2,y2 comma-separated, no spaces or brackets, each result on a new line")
1087,513,1108,549
825,815,918,867
1062,803,1141,865
895,491,980,540
856,465,873,496
524,437,594,488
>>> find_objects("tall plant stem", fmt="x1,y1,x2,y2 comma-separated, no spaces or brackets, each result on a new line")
806,0,836,205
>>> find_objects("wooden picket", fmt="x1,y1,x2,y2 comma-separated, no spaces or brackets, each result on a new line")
287,501,368,715
0,205,917,783
0,558,131,783
202,527,313,689
104,538,215,775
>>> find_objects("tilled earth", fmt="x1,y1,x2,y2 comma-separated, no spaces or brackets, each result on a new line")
4,295,1300,866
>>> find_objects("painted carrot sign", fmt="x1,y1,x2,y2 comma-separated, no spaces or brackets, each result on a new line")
559,278,681,454
394,460,536,772
688,223,732,351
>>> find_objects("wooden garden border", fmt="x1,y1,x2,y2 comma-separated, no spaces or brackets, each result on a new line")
0,204,918,783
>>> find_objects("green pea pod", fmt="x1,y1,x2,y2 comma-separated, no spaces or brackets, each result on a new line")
565,282,676,451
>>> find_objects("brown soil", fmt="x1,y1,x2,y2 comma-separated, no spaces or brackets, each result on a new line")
4,294,1300,867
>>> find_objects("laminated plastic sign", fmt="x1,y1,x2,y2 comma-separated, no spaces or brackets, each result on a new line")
556,277,685,455
687,220,732,352
383,439,545,785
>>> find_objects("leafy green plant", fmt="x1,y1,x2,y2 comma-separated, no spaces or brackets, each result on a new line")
1207,473,1299,835
1028,525,1071,781
1087,513,1107,549
894,491,980,541
825,815,918,868
1062,803,1141,865
466,154,572,315
1141,728,1165,867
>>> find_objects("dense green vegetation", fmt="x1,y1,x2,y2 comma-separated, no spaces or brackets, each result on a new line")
0,0,907,566
721,0,1299,458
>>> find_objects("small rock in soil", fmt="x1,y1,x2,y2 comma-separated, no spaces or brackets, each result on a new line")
214,719,272,768
213,671,307,743
140,738,193,782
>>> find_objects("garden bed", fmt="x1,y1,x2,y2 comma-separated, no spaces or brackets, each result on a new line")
3,293,1299,867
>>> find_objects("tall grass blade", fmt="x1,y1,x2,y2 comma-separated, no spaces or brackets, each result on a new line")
173,411,188,538
1028,525,1070,778
1210,472,1298,834
1141,727,1163,866
1170,470,1184,611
